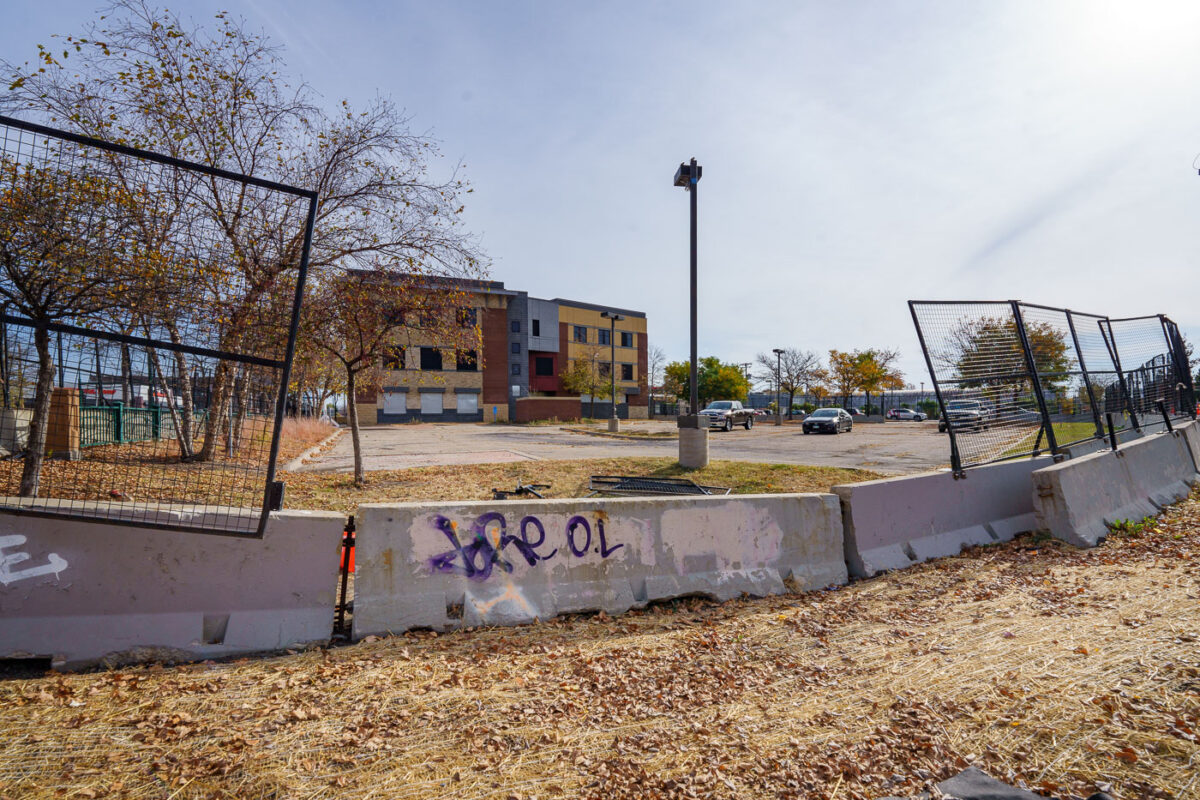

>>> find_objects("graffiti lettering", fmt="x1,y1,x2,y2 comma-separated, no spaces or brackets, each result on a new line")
429,512,622,580
0,535,69,586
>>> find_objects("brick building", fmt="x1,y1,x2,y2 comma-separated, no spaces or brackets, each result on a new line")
355,276,648,424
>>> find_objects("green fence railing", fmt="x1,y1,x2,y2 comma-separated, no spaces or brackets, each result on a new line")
80,405,208,448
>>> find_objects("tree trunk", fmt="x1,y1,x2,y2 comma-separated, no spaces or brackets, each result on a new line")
346,367,364,487
146,346,193,460
787,389,795,419
166,324,195,455
19,326,56,497
196,360,234,462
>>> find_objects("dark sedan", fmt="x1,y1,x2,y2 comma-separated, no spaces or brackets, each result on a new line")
802,408,853,434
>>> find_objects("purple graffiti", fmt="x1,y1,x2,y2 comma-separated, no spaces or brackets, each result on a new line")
429,511,622,580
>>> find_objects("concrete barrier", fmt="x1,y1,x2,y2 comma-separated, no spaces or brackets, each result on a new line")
0,509,344,669
352,493,845,636
1033,424,1200,548
833,458,1049,577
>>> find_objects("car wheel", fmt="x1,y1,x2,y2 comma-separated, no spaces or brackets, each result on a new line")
745,417,753,430
723,417,733,432
803,429,810,434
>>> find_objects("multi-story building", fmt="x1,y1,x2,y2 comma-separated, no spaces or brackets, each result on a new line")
354,277,515,424
355,276,648,424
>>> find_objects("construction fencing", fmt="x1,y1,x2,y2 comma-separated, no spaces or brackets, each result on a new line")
0,114,317,537
910,301,1195,475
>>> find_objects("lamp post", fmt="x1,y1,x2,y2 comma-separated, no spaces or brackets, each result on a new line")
772,348,784,426
673,157,707,468
601,311,624,432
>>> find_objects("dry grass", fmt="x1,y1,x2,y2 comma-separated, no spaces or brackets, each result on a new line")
279,458,881,513
2,493,1199,799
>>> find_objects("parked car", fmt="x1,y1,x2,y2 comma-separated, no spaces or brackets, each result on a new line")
802,407,853,434
847,408,865,417
887,407,927,421
699,400,755,431
937,399,992,433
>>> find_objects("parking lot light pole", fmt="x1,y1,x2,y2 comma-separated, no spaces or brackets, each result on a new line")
773,348,784,426
673,158,708,468
601,311,624,432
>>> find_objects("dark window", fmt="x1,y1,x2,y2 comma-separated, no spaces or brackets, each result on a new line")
511,320,520,333
532,319,540,336
511,342,521,354
420,347,442,371
457,308,477,328
511,363,521,376
620,331,633,348
383,345,405,370
535,356,555,376
621,363,633,381
598,328,610,346
385,307,406,326
573,325,587,343
456,349,477,371
598,362,612,378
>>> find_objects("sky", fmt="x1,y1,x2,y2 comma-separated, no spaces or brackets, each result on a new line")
4,1,1200,387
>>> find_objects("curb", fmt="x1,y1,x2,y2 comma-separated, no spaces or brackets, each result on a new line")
563,427,678,441
283,429,345,471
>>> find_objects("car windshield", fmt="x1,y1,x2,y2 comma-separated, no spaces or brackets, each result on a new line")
811,409,837,418
705,402,733,410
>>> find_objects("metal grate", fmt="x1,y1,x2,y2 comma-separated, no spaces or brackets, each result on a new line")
0,115,317,536
910,300,1195,475
588,475,732,497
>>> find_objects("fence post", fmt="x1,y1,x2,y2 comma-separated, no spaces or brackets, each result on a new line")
1011,301,1059,456
152,405,162,440
1065,311,1105,441
113,402,124,444
909,301,964,476
1099,318,1139,431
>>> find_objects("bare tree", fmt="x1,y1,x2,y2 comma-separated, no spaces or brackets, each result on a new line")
4,1,486,466
755,348,821,418
646,344,665,418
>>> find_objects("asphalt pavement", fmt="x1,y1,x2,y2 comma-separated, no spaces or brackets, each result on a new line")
297,418,950,475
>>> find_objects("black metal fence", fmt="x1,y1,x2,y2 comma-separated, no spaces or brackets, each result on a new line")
910,300,1195,475
0,115,317,536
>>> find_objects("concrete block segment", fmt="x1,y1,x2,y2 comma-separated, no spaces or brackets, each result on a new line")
677,427,709,469
352,493,845,636
0,509,344,670
833,458,1049,578
1033,425,1200,548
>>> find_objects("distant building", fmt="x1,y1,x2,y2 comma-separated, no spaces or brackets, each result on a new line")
354,276,648,423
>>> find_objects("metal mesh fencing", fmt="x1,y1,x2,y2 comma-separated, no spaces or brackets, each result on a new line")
0,115,317,536
910,300,1196,474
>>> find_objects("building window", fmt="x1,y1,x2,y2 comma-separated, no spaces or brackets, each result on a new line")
385,307,406,326
419,312,438,329
511,342,521,354
532,319,540,336
383,345,405,370
511,363,521,376
622,363,634,381
620,331,633,348
456,349,477,371
535,356,555,377
511,320,520,333
598,362,612,378
420,393,442,415
598,328,610,346
457,308,477,328
573,325,587,343
456,393,479,415
420,347,442,371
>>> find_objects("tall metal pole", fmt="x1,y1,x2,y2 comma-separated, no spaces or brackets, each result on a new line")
775,349,782,426
689,157,699,417
610,317,616,422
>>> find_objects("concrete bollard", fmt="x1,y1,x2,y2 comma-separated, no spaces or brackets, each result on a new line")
678,427,709,469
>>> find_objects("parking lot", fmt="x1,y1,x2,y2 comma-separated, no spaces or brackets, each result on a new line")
300,418,950,475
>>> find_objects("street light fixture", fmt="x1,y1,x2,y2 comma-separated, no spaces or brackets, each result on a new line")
601,311,624,432
772,348,784,426
673,157,708,468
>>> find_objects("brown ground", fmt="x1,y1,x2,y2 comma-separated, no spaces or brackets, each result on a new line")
2,491,1198,799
